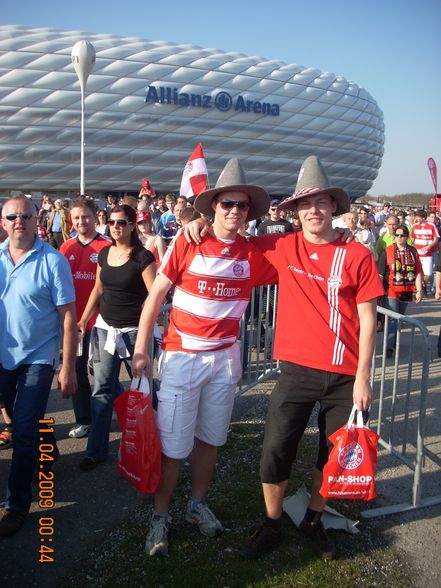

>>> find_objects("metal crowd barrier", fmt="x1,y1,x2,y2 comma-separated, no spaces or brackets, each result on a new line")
361,305,441,517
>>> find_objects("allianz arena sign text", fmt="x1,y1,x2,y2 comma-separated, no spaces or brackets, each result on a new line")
145,85,280,116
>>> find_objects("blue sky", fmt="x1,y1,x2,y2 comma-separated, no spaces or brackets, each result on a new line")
2,0,440,196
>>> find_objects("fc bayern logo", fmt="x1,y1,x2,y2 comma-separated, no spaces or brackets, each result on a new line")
338,441,364,470
89,253,98,263
233,262,244,277
327,275,342,288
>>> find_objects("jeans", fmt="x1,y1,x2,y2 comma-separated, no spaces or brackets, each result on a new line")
383,297,408,351
86,327,136,460
0,363,56,512
71,330,91,425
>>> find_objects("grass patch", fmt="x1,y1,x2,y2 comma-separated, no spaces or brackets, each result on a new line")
65,419,411,587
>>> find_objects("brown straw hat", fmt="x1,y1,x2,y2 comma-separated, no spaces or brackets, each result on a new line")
278,155,350,216
194,158,270,221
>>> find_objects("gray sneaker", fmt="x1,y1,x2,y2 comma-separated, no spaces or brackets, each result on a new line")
185,500,224,537
145,515,169,557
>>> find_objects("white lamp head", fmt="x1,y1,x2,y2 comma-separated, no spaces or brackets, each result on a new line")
71,40,96,91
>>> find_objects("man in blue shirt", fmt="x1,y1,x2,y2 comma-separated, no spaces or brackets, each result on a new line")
0,195,77,537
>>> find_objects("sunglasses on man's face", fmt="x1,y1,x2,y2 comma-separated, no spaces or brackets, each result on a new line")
395,233,406,238
3,213,34,221
216,200,250,211
108,219,133,227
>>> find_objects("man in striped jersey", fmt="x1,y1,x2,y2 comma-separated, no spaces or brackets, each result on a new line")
242,155,384,561
132,159,277,556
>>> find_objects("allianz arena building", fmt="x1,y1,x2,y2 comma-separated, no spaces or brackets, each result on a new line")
0,25,385,199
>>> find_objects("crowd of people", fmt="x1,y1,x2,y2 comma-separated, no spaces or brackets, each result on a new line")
0,162,439,567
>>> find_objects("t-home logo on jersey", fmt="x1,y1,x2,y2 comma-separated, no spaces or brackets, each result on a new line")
145,86,280,116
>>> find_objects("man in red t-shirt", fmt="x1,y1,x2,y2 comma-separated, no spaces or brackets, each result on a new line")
241,156,384,561
60,199,110,438
132,159,276,557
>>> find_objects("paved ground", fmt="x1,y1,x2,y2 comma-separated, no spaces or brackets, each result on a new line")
0,298,440,586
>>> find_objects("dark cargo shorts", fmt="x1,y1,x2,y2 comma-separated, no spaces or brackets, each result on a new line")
260,361,354,484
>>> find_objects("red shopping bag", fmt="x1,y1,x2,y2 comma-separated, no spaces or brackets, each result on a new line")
114,376,162,494
320,405,379,501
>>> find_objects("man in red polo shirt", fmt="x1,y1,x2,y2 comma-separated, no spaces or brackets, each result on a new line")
238,156,384,561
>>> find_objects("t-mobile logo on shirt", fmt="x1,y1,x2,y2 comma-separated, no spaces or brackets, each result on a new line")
197,280,241,296
74,271,95,280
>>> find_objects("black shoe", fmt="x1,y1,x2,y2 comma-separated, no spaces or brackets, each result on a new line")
299,519,336,560
79,456,102,471
241,523,282,559
0,509,28,537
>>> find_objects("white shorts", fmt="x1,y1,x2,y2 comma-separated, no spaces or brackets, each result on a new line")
156,343,242,459
419,255,433,277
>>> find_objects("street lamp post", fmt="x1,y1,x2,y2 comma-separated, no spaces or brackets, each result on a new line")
71,40,96,196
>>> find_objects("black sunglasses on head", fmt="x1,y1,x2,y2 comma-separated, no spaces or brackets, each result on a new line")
108,219,133,227
216,200,250,211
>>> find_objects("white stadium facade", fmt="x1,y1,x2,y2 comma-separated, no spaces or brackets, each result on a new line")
0,25,385,199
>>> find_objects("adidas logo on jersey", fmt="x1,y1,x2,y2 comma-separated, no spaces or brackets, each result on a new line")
221,247,230,255
309,252,319,260
69,254,75,260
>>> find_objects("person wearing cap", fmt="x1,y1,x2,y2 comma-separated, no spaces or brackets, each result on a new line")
139,178,156,201
0,195,77,536
59,199,111,439
240,155,384,560
257,199,295,235
131,159,277,557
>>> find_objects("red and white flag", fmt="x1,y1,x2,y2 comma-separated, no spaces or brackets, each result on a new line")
180,143,208,197
427,157,437,194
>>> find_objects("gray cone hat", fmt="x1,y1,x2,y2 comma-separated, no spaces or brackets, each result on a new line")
278,155,350,216
194,158,270,222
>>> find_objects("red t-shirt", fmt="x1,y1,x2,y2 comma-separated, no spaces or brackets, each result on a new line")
251,232,384,376
158,233,277,352
60,234,111,330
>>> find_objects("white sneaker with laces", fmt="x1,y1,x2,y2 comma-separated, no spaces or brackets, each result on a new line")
68,424,91,439
185,500,224,537
145,515,169,557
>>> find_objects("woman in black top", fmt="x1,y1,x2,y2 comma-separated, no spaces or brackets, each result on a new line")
78,205,156,470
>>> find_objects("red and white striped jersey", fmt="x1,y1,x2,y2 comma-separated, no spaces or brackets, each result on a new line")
410,222,438,256
158,233,277,352
251,232,384,376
